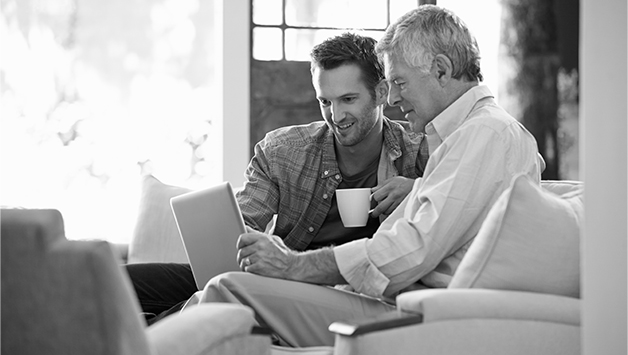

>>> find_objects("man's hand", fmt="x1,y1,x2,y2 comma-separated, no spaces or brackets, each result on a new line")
236,228,347,285
236,229,296,279
370,176,415,218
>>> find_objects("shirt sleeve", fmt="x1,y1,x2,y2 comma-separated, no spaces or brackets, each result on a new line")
236,138,280,232
335,122,516,299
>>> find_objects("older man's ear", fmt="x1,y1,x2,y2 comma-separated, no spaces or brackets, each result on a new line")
433,54,454,86
376,79,390,106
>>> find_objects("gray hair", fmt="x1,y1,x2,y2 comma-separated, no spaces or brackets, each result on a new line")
376,5,483,82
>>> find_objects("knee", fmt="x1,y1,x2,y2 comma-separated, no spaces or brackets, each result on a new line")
206,271,254,290
201,271,250,303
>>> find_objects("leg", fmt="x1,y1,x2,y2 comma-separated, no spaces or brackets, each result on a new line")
200,272,395,347
124,263,197,318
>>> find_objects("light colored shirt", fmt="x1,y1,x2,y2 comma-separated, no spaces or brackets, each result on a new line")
334,85,544,300
237,117,423,251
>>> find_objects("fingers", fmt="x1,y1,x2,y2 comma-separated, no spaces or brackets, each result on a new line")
236,231,265,249
371,178,396,203
370,181,395,217
370,198,393,218
370,177,414,217
236,232,263,271
236,232,280,272
239,255,254,272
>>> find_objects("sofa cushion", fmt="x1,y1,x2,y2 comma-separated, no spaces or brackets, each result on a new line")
128,175,191,264
449,174,583,298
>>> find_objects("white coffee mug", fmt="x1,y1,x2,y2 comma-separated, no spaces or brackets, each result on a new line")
335,188,371,227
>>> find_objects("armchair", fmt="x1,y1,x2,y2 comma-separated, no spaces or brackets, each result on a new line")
1,208,271,355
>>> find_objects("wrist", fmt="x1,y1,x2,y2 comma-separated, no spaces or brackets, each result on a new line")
288,248,345,285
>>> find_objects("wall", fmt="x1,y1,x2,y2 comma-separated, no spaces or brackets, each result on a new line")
249,61,406,157
250,60,320,156
217,0,250,187
581,0,627,354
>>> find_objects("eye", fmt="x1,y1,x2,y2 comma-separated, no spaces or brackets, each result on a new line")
319,99,330,107
393,80,405,89
342,96,357,104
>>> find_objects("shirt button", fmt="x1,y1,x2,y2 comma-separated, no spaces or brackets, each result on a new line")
323,193,328,199
308,227,314,233
335,174,341,180
324,170,329,175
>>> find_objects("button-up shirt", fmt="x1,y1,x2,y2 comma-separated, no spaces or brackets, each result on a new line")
237,117,423,251
334,86,545,299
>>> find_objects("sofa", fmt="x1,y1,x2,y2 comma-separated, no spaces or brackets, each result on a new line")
325,174,583,355
122,173,583,354
1,208,271,355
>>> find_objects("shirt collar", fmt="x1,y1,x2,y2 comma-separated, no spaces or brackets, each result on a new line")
425,85,494,143
381,117,403,161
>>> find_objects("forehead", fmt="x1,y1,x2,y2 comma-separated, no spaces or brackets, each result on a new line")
312,63,367,97
383,53,409,80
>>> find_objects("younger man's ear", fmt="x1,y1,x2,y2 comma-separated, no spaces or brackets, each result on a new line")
375,79,389,105
432,54,453,86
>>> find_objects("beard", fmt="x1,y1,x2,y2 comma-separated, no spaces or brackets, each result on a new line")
333,102,381,147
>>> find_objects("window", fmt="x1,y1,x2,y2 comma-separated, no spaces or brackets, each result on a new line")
1,0,220,243
251,0,502,98
252,0,421,61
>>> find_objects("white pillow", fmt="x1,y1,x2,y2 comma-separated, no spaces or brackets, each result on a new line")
127,175,191,264
449,174,583,298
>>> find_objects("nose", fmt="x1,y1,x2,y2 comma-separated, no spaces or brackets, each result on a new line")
331,103,344,122
388,84,402,107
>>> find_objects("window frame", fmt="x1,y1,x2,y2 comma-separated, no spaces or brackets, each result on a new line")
250,0,430,62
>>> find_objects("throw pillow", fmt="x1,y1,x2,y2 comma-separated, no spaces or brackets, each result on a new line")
127,175,191,263
449,174,583,298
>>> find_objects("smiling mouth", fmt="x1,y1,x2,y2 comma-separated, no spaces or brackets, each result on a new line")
336,122,354,130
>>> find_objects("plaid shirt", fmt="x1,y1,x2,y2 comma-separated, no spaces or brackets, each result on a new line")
236,117,424,251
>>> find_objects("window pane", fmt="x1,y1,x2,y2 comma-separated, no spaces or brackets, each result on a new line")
285,29,385,61
253,0,283,25
286,0,387,29
389,0,419,24
253,27,284,60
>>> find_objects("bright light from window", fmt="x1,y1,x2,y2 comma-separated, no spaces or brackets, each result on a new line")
253,27,284,60
253,0,417,61
253,0,283,25
286,0,387,28
1,0,220,244
389,0,420,23
284,29,384,61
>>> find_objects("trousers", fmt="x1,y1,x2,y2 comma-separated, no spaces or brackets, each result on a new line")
193,271,396,347
125,263,197,324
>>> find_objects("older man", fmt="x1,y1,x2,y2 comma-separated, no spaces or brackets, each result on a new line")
196,5,544,348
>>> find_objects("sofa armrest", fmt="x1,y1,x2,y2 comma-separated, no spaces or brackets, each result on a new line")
329,289,581,355
396,289,580,326
328,311,423,337
146,303,270,355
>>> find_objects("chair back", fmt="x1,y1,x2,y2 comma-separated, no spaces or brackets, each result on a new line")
1,209,152,355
